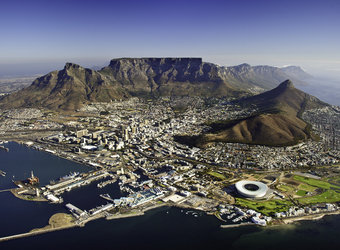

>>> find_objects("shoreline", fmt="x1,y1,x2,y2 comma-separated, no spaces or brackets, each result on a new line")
2,141,340,242
2,199,340,242
10,189,48,202
282,210,340,224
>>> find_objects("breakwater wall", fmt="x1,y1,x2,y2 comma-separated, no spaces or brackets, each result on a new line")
220,223,256,229
0,225,78,242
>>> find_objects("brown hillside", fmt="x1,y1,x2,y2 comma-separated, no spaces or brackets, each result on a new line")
206,113,308,146
0,63,128,110
196,80,328,146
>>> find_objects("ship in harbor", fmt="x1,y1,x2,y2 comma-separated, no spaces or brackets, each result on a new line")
59,172,79,181
0,145,9,152
0,170,6,177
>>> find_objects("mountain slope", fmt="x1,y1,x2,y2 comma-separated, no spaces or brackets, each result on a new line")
193,80,328,146
0,58,311,110
99,58,242,98
0,63,127,110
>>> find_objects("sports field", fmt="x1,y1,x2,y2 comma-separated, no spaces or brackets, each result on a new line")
298,190,340,204
293,175,340,190
236,198,293,216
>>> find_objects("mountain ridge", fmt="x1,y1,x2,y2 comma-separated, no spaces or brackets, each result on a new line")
280,65,313,80
0,58,311,110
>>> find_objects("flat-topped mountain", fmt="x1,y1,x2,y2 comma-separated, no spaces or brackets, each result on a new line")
178,80,328,147
0,58,310,110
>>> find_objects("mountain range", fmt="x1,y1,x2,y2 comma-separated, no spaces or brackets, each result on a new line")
0,58,310,110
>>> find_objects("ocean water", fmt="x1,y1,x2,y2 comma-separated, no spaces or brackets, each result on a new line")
297,76,340,106
1,142,340,249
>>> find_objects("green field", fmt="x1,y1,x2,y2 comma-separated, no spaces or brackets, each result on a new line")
207,171,226,180
236,198,293,216
293,175,340,190
298,190,340,204
296,190,307,196
298,184,316,192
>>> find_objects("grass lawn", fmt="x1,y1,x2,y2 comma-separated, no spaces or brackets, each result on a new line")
298,184,316,192
207,171,226,180
298,190,340,204
235,198,293,216
293,175,340,190
296,190,307,196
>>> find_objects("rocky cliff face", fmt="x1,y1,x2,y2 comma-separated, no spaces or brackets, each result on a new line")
0,58,310,110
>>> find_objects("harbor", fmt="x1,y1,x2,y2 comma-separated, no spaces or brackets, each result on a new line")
2,137,340,250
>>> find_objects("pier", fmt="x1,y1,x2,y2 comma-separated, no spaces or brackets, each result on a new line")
0,189,12,193
0,225,78,242
220,222,255,229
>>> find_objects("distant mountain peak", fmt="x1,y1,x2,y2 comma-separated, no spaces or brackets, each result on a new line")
278,79,295,90
64,62,84,70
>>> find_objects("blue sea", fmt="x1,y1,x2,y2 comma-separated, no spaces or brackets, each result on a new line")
297,76,340,106
1,142,340,249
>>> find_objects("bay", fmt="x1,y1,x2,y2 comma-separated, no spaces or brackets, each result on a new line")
1,142,340,249
297,76,340,106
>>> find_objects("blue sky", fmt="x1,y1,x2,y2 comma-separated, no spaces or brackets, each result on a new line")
1,0,339,76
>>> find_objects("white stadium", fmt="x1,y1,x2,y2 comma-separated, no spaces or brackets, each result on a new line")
235,180,268,198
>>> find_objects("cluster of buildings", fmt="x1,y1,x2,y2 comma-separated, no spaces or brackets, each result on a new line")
3,96,340,227
275,203,339,218
0,108,62,131
219,205,270,226
303,105,340,150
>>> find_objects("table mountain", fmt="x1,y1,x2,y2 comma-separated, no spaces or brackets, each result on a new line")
0,58,310,110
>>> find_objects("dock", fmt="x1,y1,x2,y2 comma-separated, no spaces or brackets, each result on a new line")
220,222,255,229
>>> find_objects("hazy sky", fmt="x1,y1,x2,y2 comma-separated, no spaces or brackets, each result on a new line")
1,0,339,77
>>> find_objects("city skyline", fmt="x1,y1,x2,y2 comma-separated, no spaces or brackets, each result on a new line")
1,0,339,77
